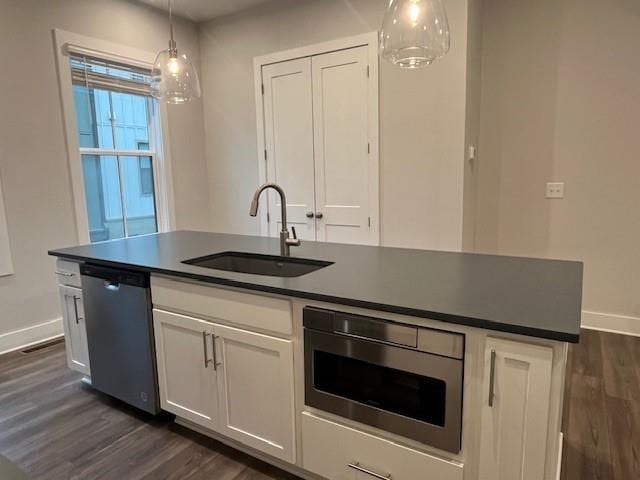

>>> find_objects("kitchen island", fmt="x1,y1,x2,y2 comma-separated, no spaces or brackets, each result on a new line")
49,231,582,480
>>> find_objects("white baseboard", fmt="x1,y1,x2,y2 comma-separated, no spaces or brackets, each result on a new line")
581,310,640,337
0,317,63,355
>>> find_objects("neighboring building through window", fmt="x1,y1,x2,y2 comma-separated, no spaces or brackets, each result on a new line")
70,55,160,243
137,142,154,196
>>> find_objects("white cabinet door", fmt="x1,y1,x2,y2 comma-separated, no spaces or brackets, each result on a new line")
312,46,377,245
153,309,219,431
478,337,553,480
59,285,90,376
261,58,317,241
214,323,296,463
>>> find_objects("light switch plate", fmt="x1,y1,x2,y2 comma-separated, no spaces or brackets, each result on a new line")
546,182,565,199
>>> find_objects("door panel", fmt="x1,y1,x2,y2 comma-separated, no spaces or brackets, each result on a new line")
261,58,316,241
478,338,553,480
312,46,375,245
153,309,218,430
215,323,296,463
59,285,90,375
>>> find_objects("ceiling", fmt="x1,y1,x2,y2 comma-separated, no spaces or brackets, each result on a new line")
138,0,275,22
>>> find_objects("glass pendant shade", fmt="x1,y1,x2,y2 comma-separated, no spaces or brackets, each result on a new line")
381,0,451,69
151,0,201,104
151,47,201,104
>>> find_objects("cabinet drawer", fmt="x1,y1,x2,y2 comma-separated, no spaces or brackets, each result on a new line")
151,276,292,335
302,412,463,480
55,259,81,288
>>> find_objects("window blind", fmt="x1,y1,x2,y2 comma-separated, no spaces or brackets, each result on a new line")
70,54,153,96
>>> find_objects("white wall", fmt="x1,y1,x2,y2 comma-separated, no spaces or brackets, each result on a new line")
0,0,210,351
199,0,473,251
475,0,640,332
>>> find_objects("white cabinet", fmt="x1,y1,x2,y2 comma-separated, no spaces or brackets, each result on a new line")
56,260,89,376
153,309,219,431
152,308,296,463
215,323,296,463
259,42,379,246
478,337,553,480
302,412,463,480
59,285,90,375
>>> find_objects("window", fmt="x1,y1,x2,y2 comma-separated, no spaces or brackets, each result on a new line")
70,55,160,243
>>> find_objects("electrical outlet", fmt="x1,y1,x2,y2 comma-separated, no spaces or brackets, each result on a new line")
546,182,565,199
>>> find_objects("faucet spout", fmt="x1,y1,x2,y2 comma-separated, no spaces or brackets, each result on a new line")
249,183,300,256
249,195,260,217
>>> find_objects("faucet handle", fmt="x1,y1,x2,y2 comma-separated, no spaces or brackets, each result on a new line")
286,226,301,247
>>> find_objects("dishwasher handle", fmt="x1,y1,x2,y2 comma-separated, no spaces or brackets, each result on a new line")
81,263,149,288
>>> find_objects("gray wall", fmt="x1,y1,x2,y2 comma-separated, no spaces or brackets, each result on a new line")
475,0,640,322
0,0,210,343
198,0,474,251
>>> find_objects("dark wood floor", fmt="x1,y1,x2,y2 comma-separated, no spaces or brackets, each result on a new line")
561,329,640,480
0,341,298,480
1,329,638,479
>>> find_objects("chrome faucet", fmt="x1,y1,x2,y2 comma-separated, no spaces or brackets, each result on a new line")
249,183,301,256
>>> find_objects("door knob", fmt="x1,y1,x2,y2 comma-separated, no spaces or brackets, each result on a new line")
315,212,324,219
306,211,315,218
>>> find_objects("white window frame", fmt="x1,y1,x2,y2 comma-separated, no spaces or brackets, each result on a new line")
53,29,176,244
253,32,380,244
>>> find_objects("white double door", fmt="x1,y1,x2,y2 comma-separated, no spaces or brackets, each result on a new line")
260,46,378,245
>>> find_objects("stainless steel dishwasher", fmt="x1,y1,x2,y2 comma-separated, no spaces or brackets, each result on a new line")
81,263,160,414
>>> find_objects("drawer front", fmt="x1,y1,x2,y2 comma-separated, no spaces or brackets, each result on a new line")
55,259,81,287
151,276,293,335
302,412,463,480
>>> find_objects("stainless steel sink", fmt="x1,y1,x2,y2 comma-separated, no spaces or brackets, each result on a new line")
183,252,333,278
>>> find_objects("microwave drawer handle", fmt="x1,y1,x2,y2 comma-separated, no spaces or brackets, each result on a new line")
348,462,392,480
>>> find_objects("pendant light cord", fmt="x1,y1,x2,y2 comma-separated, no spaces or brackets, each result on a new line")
168,0,177,55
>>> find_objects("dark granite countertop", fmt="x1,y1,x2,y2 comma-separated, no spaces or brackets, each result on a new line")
49,230,583,342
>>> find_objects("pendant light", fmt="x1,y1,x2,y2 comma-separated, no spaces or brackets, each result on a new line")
380,0,451,69
151,0,201,104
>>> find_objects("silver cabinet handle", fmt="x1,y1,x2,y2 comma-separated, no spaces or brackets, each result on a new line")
211,335,220,370
315,212,324,219
348,463,392,480
306,211,315,218
202,332,213,368
56,271,75,277
72,296,81,325
488,349,497,407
